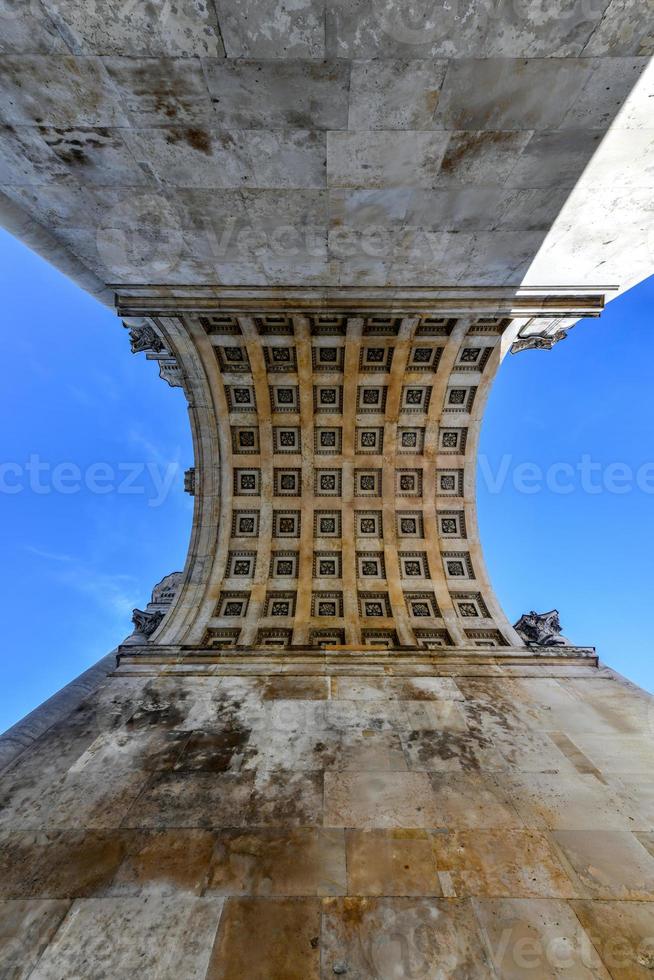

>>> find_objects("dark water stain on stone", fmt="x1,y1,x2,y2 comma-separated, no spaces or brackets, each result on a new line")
408,731,491,771
440,130,516,174
174,723,252,773
186,127,212,155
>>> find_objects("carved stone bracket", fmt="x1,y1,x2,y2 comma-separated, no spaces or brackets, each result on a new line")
510,317,577,355
123,318,184,389
514,609,569,647
184,467,196,496
124,571,183,646
131,609,164,637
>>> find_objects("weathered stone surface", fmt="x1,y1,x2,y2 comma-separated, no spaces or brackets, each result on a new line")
430,830,577,898
207,828,347,897
0,900,71,979
554,831,654,900
29,895,224,979
206,897,321,979
571,900,654,978
473,898,611,979
0,664,652,975
321,896,494,978
324,771,440,828
346,829,441,896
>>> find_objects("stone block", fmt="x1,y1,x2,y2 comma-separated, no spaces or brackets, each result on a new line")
28,895,224,979
346,829,441,896
348,60,447,130
327,131,451,188
214,0,325,58
206,828,347,897
553,830,654,900
206,897,321,979
0,900,71,980
321,896,494,978
472,898,611,978
324,771,440,828
430,830,576,898
204,60,350,130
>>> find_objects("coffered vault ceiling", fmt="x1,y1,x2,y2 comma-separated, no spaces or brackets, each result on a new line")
118,289,602,651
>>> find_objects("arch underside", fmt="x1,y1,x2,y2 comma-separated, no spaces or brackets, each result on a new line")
118,287,604,655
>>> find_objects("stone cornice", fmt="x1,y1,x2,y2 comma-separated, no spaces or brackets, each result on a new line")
114,286,611,319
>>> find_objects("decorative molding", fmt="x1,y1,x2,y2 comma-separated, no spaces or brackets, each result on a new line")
514,609,570,647
123,318,184,389
184,467,196,496
124,571,183,646
511,329,568,354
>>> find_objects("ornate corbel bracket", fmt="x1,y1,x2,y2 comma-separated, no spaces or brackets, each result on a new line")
123,317,184,389
510,317,578,355
123,571,183,646
514,609,570,647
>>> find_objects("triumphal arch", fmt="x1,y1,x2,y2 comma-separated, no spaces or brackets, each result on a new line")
1,1,654,975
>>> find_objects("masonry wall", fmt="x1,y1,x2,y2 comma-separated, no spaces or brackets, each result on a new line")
1,657,653,978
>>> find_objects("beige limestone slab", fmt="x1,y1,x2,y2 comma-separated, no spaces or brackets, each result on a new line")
330,677,390,701
553,831,654,900
0,769,149,831
564,734,654,774
0,900,71,980
206,828,346,897
473,898,611,978
571,901,654,978
0,830,131,900
124,770,323,828
346,829,441,896
331,730,409,772
610,777,654,831
321,897,494,978
172,729,251,773
488,727,577,773
430,830,577,899
390,677,464,701
505,772,644,830
324,700,406,732
456,678,541,731
67,728,190,774
110,829,214,896
324,772,440,829
261,675,329,700
206,897,321,980
429,773,525,829
239,729,335,771
401,729,506,772
401,700,470,732
29,895,224,980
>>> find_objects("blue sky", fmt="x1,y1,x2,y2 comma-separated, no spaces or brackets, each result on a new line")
479,275,654,691
0,229,193,732
0,228,652,731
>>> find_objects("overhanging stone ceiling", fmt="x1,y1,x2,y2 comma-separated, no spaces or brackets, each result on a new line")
118,287,603,651
0,1,652,302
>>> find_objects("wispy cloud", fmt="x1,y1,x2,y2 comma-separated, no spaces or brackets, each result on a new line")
127,425,183,471
25,545,141,623
65,570,139,619
25,546,74,563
